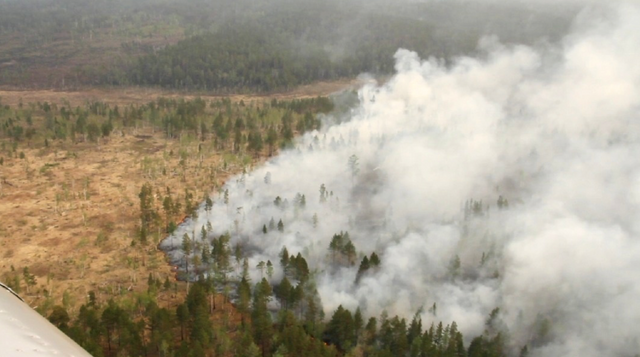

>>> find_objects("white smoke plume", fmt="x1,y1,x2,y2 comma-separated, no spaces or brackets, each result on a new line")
161,3,640,356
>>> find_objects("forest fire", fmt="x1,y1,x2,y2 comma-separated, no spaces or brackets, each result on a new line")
160,5,640,355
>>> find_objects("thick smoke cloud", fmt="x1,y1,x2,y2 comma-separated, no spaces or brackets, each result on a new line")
162,3,640,356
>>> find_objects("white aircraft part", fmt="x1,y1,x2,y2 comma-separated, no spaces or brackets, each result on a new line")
0,283,91,356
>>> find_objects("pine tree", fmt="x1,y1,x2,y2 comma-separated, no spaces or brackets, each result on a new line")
266,260,274,279
370,252,381,267
407,311,422,345
280,246,290,268
276,276,293,310
201,245,210,265
139,182,157,233
237,276,252,316
48,306,71,330
449,255,461,279
389,316,408,356
354,308,363,344
342,241,356,265
235,326,261,357
256,261,266,278
328,233,343,264
200,225,207,241
205,196,213,212
325,305,356,352
182,233,192,277
176,303,189,341
252,278,274,357
356,256,370,283
364,317,377,346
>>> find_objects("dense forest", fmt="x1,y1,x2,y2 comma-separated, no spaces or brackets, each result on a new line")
0,0,576,90
105,1,576,92
115,13,439,92
119,1,578,93
37,272,510,357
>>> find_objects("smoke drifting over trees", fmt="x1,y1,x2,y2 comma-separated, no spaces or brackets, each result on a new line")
160,2,640,356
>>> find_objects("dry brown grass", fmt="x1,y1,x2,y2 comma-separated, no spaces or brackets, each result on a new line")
0,132,227,310
0,78,361,107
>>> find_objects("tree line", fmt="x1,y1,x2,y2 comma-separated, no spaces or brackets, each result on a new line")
0,0,575,90
104,9,451,92
0,95,332,161
93,1,574,93
43,236,518,357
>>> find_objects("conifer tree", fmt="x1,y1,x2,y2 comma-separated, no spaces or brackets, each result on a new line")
276,276,293,310
355,256,370,283
280,247,290,267
252,278,274,357
370,252,381,267
354,308,363,344
325,305,356,352
266,260,274,279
